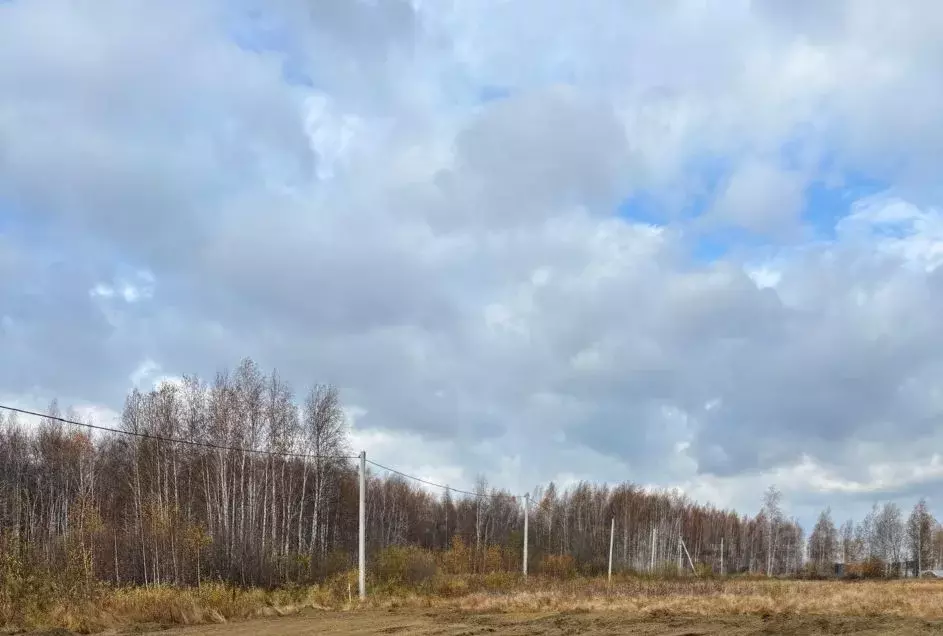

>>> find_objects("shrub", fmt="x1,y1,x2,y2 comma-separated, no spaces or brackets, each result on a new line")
372,546,438,587
0,531,107,629
313,569,358,606
578,558,609,577
482,546,504,574
694,563,714,578
844,558,886,580
483,571,520,591
317,549,351,579
439,537,472,575
539,554,576,579
431,574,469,598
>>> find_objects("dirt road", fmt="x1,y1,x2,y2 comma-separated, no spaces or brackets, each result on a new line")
137,609,943,635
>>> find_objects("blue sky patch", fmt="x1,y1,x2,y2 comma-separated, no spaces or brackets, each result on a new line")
802,172,889,240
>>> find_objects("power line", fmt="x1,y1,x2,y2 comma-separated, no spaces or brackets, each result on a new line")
0,404,522,500
366,458,517,500
0,404,358,461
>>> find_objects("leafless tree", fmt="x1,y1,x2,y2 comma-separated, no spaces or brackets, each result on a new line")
2,360,937,586
808,508,838,574
908,498,935,576
762,485,782,576
875,502,905,575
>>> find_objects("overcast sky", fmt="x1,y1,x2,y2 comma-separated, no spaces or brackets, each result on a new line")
3,0,943,529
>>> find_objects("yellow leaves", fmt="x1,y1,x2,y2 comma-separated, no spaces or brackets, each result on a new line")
437,536,518,575
438,536,471,574
184,523,213,550
482,545,504,574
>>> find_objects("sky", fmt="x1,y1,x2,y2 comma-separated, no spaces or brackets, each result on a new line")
3,0,943,530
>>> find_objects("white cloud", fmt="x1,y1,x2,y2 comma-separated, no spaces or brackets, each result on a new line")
7,0,943,526
129,358,182,391
90,283,115,299
837,195,943,271
130,359,160,389
746,266,782,289
709,159,806,234
90,271,154,303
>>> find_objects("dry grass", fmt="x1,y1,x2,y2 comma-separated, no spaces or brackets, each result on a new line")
396,577,943,620
14,583,322,634
8,575,943,633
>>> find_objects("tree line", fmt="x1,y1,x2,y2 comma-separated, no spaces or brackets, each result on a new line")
806,499,941,577
0,358,937,587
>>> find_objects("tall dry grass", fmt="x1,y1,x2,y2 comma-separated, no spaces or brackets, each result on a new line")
9,576,943,633
6,548,943,634
2,582,327,633
413,577,943,620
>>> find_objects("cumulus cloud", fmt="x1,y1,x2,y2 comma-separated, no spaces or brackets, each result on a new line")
709,159,807,234
4,0,943,526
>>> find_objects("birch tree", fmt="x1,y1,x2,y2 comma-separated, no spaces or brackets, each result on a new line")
908,499,935,576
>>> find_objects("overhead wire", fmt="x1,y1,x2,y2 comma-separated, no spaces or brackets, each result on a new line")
366,458,517,500
0,403,520,499
0,404,358,461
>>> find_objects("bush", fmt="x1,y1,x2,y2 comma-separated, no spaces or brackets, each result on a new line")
844,558,886,580
0,532,107,629
578,558,609,577
431,574,469,598
439,537,472,575
372,547,438,588
482,545,505,574
539,554,576,579
482,571,520,591
317,549,351,579
694,563,714,578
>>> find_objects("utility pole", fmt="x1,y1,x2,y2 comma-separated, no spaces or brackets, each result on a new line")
650,527,656,572
608,517,615,583
523,493,529,578
720,538,724,576
767,516,773,577
358,451,366,600
681,537,697,575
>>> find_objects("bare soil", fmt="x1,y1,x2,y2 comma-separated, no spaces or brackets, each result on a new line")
131,608,943,635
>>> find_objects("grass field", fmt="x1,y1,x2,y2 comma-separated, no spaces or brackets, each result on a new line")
133,608,943,636
11,577,943,634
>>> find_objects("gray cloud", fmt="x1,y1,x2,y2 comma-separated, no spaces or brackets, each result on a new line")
6,0,943,527
446,88,631,226
708,159,807,234
0,0,312,263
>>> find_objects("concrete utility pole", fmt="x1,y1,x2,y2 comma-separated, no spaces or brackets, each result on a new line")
523,493,529,578
608,517,615,583
681,537,697,575
359,451,366,600
650,527,657,572
720,538,725,576
767,516,773,577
